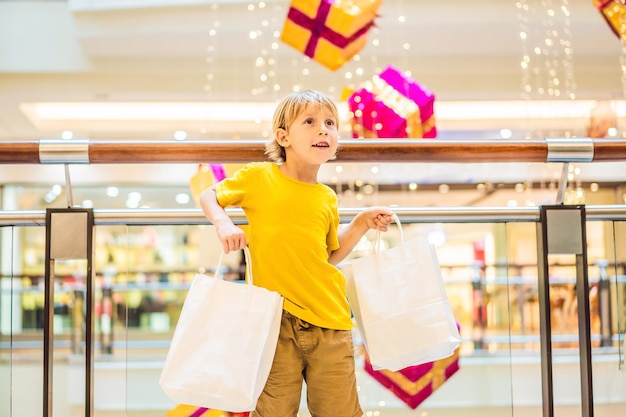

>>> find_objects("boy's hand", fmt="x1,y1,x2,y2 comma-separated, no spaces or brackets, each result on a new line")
216,223,247,253
363,207,395,232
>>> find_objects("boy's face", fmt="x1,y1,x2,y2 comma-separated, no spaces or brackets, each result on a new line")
278,104,339,165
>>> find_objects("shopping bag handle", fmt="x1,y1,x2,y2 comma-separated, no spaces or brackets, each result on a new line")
373,213,404,253
213,247,255,285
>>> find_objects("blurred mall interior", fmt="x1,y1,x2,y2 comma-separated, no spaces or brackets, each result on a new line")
1,1,626,416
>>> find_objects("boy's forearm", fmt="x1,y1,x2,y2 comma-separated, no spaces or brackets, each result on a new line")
328,213,369,265
199,187,232,227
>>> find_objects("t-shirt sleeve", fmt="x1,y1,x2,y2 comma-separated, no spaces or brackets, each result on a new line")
214,163,256,208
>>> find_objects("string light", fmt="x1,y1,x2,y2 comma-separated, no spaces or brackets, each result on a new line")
517,0,576,138
517,0,577,205
251,1,281,99
202,3,220,138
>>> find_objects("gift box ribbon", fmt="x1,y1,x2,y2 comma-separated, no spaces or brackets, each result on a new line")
287,3,376,59
189,408,208,417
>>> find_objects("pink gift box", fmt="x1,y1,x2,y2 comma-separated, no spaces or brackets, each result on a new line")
348,66,437,138
362,321,460,409
363,347,460,409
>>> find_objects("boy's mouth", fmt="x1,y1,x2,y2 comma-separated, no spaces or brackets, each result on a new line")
312,142,329,148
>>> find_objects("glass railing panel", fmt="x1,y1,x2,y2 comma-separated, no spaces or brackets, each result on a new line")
101,224,221,355
0,225,44,417
501,221,540,416
102,223,226,416
586,220,625,352
617,221,626,366
339,220,521,415
0,225,13,417
4,209,626,416
536,218,626,415
590,219,626,412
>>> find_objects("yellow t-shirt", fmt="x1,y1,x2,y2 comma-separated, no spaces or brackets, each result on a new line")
215,162,352,330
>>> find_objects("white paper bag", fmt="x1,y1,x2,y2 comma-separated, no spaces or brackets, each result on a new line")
344,215,461,372
160,248,283,412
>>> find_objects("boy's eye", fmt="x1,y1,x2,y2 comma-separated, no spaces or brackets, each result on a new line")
326,119,336,126
304,118,314,125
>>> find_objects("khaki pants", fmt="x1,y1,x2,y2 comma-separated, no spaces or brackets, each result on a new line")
251,310,363,417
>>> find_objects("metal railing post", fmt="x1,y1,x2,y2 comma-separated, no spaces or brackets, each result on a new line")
536,205,593,417
43,208,94,417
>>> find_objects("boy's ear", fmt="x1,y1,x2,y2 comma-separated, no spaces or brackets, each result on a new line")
275,128,288,146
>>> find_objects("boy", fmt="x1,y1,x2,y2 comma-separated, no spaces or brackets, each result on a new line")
200,89,393,417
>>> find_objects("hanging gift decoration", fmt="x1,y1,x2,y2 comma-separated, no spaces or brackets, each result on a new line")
362,344,460,409
280,0,381,71
189,164,217,206
594,0,626,41
348,66,437,139
190,163,248,206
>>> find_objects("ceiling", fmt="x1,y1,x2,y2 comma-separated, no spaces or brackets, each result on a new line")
0,0,625,200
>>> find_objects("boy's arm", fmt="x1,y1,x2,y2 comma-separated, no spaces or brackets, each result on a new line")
199,187,247,253
328,207,394,266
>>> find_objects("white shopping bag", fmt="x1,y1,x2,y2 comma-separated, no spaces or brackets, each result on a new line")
344,214,461,372
160,247,283,412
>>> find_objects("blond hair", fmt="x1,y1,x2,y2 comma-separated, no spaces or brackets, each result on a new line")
265,90,340,163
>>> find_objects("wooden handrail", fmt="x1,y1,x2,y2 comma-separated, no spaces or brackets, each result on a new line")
0,140,39,164
90,139,551,163
1,138,625,164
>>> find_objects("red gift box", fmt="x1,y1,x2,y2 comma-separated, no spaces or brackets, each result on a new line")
363,346,460,409
280,0,381,71
348,66,437,138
